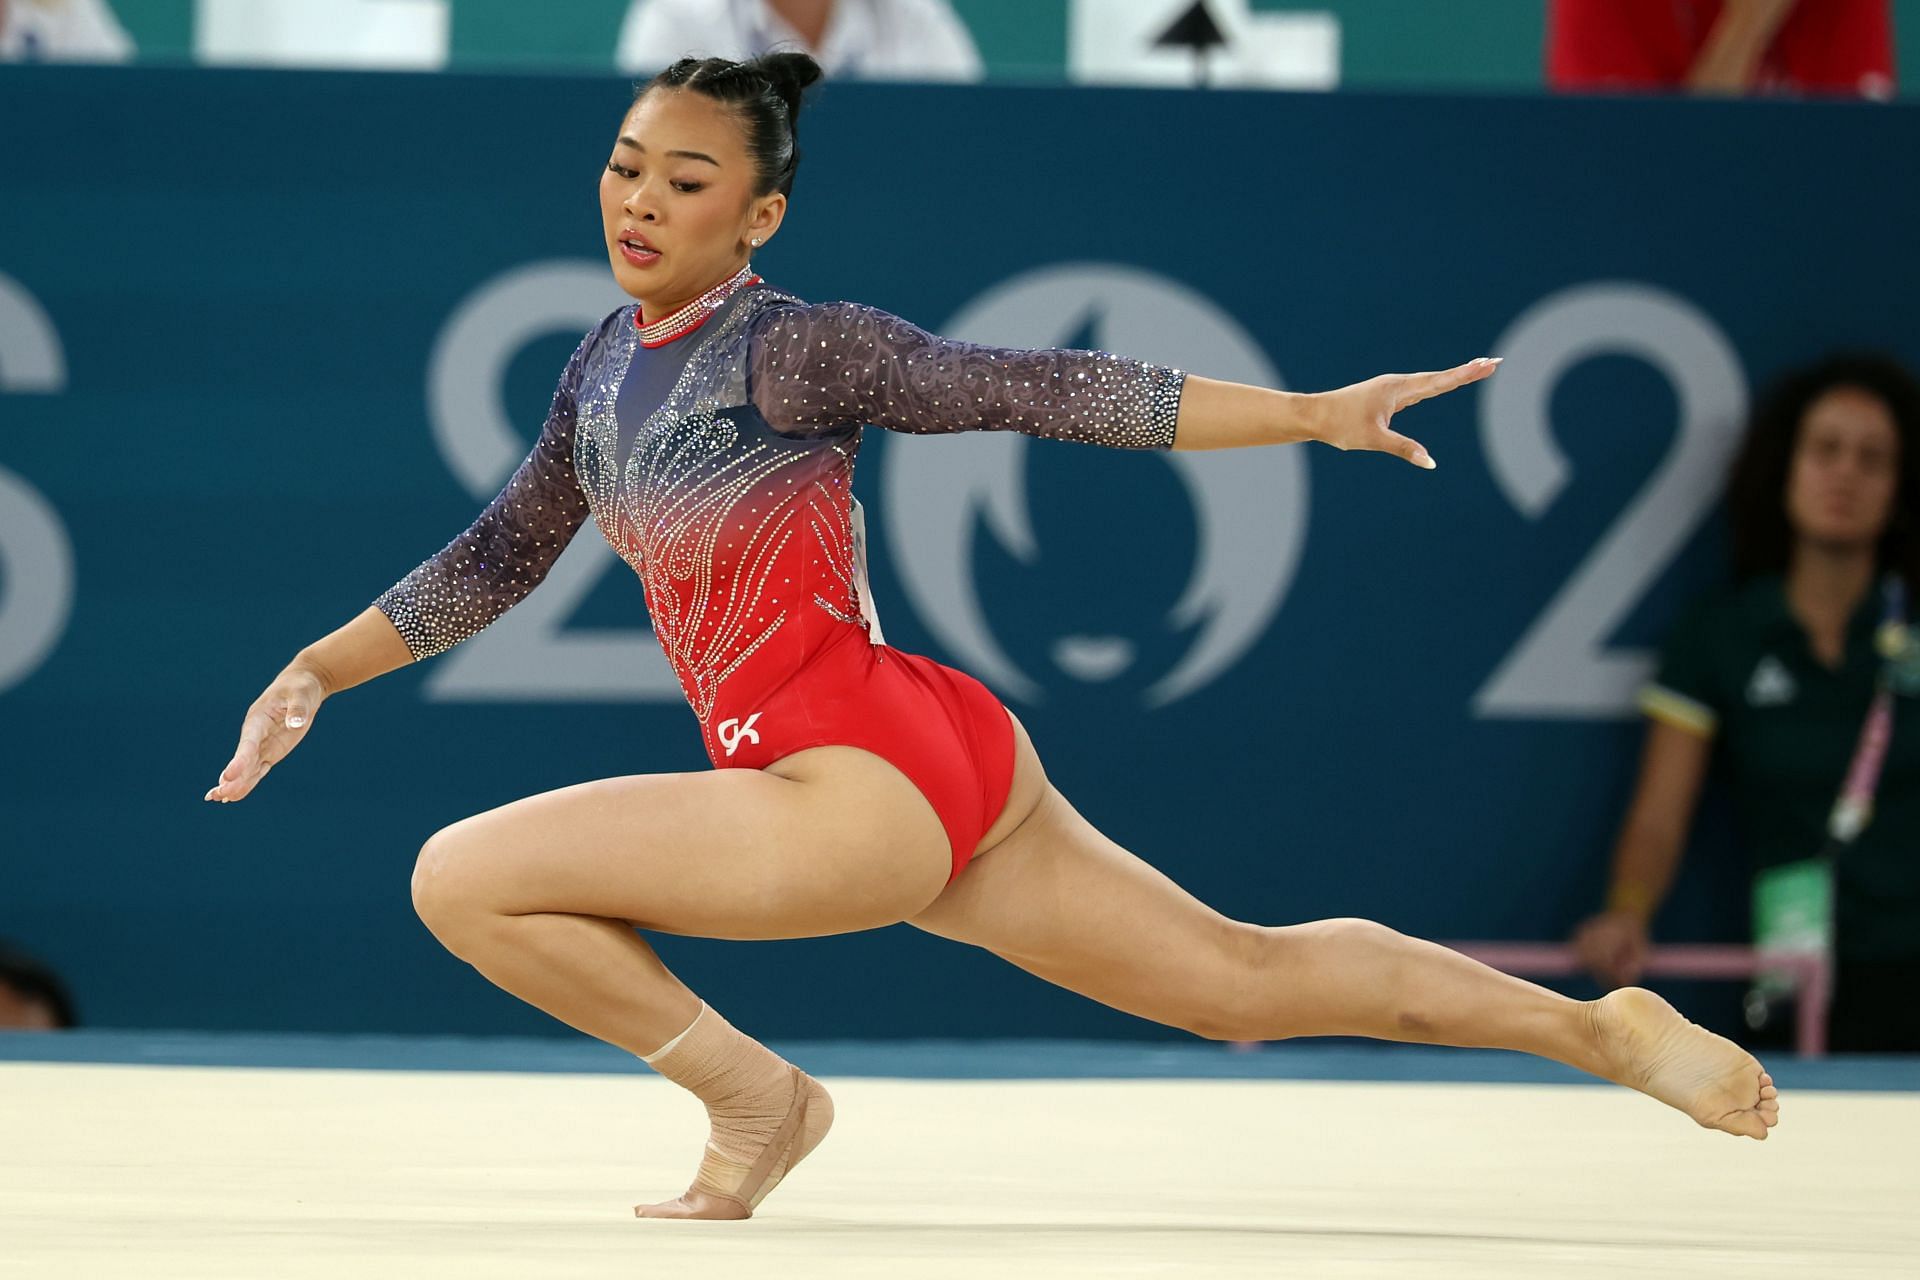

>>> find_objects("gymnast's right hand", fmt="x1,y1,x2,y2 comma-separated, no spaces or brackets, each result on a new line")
206,665,327,803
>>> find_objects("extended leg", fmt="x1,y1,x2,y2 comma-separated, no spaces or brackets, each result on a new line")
915,782,1780,1139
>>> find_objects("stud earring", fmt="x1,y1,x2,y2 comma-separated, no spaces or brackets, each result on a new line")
750,236,763,247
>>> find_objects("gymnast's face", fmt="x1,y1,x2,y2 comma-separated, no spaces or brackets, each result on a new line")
599,89,785,315
1785,386,1901,552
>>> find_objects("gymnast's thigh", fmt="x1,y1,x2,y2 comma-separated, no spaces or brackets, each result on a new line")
906,780,1256,1028
412,752,952,941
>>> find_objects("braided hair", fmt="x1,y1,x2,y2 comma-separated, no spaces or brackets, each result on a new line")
636,52,824,198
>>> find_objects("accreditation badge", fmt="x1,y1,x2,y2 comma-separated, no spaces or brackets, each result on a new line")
1746,857,1833,1023
1752,858,1833,958
1876,617,1920,695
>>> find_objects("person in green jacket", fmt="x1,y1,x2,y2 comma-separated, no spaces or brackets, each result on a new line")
1576,353,1920,1051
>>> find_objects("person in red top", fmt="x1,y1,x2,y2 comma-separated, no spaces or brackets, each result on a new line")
1548,0,1895,98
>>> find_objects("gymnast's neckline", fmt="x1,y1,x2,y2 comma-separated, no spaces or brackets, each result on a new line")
633,264,763,348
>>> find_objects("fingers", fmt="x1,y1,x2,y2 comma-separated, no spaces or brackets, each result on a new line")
1370,357,1501,469
1621,931,1651,983
207,759,272,804
232,708,268,762
1602,932,1641,986
208,701,309,804
1382,430,1435,470
1397,356,1502,410
209,756,273,800
1574,923,1640,988
224,703,283,777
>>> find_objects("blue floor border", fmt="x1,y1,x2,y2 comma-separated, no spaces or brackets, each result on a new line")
1,1029,1915,1091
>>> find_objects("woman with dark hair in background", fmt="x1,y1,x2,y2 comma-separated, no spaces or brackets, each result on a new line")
209,51,1778,1221
1576,354,1920,1052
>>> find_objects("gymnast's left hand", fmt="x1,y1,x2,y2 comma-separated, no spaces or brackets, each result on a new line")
205,665,327,803
1312,356,1501,470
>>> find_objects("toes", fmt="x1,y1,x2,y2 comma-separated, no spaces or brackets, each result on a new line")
633,1190,752,1221
634,1199,676,1218
1714,1108,1769,1140
634,1196,697,1219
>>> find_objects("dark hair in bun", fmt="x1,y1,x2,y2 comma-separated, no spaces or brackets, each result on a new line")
637,51,823,198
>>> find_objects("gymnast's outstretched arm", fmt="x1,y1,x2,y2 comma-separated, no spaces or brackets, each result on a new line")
747,299,1498,466
1172,358,1498,462
206,321,606,803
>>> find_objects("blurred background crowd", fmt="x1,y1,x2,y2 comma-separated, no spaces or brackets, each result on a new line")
2,1,1916,1057
1,0,1910,92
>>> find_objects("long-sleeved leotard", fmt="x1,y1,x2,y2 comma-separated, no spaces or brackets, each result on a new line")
376,276,1185,875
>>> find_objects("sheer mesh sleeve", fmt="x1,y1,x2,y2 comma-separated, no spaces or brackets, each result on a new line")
373,323,602,660
749,300,1184,448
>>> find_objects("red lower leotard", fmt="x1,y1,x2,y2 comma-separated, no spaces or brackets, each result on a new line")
374,267,1185,878
720,626,1015,879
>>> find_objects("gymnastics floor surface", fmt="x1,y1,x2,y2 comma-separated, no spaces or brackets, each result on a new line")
3,1033,1915,1279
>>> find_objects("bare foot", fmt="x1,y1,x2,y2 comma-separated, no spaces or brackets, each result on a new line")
1588,987,1781,1140
635,1070,835,1220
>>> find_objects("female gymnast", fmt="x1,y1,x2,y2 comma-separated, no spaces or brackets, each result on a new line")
207,52,1779,1220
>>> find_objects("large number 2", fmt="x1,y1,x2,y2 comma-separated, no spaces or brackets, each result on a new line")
1475,282,1747,718
0,273,76,694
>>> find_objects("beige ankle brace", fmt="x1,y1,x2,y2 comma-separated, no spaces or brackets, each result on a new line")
640,1005,704,1064
636,1002,834,1218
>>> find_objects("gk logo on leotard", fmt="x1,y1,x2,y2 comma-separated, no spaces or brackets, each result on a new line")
716,714,763,757
882,265,1306,707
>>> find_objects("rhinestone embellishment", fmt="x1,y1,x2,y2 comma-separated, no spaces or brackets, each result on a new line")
633,264,761,348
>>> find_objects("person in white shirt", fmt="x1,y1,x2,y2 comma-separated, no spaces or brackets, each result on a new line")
0,0,133,62
617,0,981,81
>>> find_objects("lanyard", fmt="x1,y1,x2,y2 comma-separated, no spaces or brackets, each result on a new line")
1825,575,1908,847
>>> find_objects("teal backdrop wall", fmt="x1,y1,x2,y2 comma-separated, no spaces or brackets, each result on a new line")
2,66,1917,1039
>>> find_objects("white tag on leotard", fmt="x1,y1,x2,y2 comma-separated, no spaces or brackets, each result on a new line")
850,497,887,647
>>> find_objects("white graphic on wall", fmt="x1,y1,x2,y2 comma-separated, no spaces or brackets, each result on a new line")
1071,0,1339,89
0,272,75,694
1476,282,1747,718
422,261,683,702
884,263,1305,707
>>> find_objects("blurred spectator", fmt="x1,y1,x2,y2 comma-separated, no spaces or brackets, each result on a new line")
1574,355,1920,1053
194,0,448,72
617,0,982,81
0,941,77,1029
1547,0,1895,99
0,0,133,63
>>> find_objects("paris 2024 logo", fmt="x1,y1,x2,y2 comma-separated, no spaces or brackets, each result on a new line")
882,264,1306,707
